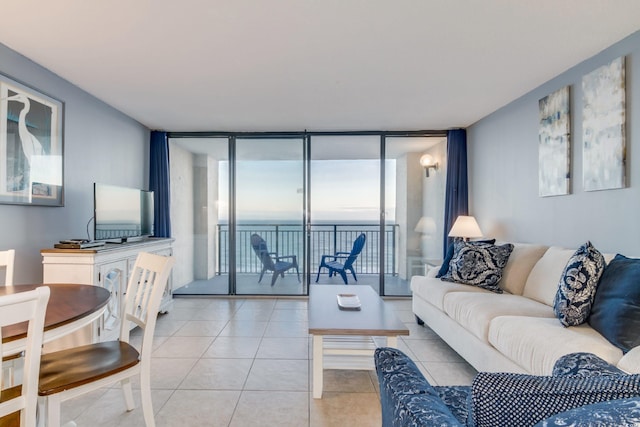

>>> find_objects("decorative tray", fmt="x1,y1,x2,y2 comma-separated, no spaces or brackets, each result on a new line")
337,293,361,310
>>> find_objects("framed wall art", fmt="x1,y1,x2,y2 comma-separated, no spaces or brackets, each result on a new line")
0,72,63,206
539,85,571,197
582,56,626,192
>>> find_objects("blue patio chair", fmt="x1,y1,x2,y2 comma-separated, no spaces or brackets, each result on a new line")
315,233,366,284
250,234,300,286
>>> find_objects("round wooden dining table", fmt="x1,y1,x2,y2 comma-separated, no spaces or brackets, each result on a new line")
0,283,110,356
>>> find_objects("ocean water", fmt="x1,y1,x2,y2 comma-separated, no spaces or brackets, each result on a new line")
216,221,398,275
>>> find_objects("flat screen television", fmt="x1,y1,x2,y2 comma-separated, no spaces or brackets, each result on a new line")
94,183,154,241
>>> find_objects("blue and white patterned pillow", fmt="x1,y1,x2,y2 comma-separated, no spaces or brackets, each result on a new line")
553,352,626,377
434,386,472,426
441,240,514,293
471,371,640,427
553,241,605,327
534,397,640,427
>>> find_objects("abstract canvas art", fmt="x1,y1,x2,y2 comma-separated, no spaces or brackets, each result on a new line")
582,56,626,192
539,86,570,197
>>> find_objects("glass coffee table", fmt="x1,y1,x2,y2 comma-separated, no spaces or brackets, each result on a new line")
308,284,409,398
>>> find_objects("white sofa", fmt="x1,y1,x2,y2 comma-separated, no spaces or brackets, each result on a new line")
411,242,640,376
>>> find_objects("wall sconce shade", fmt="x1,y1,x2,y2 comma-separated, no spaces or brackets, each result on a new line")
420,154,439,177
448,215,483,239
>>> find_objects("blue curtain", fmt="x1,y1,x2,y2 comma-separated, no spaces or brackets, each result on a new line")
149,131,171,237
443,129,469,256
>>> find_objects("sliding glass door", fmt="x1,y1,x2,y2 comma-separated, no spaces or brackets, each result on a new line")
309,136,382,292
169,137,230,295
235,137,305,295
167,132,446,297
384,136,447,296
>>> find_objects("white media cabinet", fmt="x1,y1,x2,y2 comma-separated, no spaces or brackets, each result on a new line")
41,238,174,347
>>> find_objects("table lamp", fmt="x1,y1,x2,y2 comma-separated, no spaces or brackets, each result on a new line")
448,215,483,241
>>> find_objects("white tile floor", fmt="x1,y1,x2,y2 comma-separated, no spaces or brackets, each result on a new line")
60,295,477,426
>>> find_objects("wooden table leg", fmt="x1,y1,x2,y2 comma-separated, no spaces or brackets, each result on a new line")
386,336,398,348
312,335,323,399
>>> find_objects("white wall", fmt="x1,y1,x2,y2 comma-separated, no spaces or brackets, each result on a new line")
0,43,149,283
468,31,640,255
421,140,447,261
169,143,195,287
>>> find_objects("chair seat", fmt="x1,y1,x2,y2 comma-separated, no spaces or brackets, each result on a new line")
325,261,345,270
39,341,140,396
0,385,22,426
274,260,294,270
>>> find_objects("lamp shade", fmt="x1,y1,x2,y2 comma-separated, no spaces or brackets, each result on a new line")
420,154,436,168
414,216,436,234
448,215,483,238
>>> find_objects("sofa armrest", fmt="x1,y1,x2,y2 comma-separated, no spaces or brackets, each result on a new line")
426,265,439,278
374,347,463,427
618,346,640,374
553,352,626,377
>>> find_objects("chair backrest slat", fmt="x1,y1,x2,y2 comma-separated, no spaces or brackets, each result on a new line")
0,249,15,286
120,252,175,356
251,234,276,270
344,234,366,269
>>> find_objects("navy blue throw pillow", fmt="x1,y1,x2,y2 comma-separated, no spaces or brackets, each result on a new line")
588,254,640,353
553,241,605,327
436,238,496,278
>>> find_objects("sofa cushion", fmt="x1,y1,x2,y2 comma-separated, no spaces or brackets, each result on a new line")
553,241,605,327
443,292,553,342
533,397,640,427
488,316,622,375
441,240,514,293
437,238,496,278
589,254,640,354
471,371,640,427
411,276,490,311
523,246,576,306
497,243,549,295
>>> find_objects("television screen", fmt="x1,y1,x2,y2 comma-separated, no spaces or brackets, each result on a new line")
141,190,155,236
94,183,146,241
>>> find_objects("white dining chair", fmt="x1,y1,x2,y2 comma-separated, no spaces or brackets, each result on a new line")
0,249,15,286
38,252,175,427
0,286,50,427
0,249,18,388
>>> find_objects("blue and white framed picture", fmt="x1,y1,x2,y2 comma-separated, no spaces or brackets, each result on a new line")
582,56,626,192
0,73,64,206
539,85,571,197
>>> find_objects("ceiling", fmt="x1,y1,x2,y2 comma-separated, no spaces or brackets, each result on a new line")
2,1,640,133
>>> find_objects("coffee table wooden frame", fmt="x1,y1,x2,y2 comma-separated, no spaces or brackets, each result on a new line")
308,285,409,398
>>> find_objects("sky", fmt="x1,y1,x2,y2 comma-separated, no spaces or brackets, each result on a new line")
218,159,396,223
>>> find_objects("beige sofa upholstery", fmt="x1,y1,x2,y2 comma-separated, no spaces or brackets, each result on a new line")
411,242,638,375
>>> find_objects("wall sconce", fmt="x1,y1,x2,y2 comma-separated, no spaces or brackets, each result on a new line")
420,154,439,177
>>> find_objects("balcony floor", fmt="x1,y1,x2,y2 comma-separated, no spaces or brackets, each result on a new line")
173,273,413,296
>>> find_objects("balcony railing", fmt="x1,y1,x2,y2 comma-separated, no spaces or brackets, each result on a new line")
216,223,399,276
